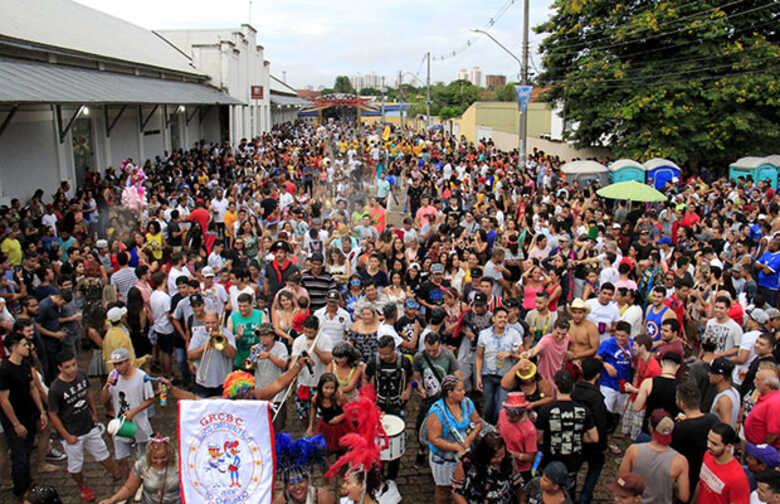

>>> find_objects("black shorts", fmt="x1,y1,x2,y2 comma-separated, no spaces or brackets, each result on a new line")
155,331,175,354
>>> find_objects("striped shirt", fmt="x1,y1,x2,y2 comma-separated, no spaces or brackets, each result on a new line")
301,271,337,311
110,268,137,302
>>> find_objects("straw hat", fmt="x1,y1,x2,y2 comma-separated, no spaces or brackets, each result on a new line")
569,298,591,313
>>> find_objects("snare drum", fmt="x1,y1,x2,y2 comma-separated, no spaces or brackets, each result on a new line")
379,414,406,461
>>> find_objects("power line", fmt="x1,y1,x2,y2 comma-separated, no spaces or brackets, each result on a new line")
542,0,751,53
430,0,518,62
535,16,780,78
543,1,778,56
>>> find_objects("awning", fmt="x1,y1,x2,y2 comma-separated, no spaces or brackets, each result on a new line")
270,93,310,107
0,58,243,105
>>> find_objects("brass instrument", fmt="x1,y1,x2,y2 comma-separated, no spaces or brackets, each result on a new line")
242,342,264,371
197,311,226,384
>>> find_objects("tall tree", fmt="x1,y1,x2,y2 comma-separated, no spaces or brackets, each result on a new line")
333,76,356,94
535,0,780,165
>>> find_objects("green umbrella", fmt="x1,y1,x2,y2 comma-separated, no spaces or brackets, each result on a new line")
596,180,668,202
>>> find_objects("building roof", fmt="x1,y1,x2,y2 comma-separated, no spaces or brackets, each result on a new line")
0,0,201,76
270,94,310,107
0,58,241,105
270,75,299,97
296,89,321,100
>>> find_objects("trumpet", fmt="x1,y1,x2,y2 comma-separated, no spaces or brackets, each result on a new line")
242,344,265,371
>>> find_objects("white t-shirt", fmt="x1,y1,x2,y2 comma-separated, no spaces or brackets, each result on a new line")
210,197,229,223
292,333,333,388
150,290,173,334
732,329,760,386
377,323,403,349
228,285,255,313
167,266,191,295
314,306,352,345
620,304,644,338
585,299,621,343
703,318,743,355
108,369,154,442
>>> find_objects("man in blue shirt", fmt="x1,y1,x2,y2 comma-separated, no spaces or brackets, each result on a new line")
756,235,780,307
596,320,634,417
376,173,391,207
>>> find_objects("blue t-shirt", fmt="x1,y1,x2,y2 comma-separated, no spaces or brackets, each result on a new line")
757,251,780,290
597,337,634,391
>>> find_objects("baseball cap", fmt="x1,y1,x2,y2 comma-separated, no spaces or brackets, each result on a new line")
543,461,569,488
473,292,488,306
106,306,127,322
649,409,675,445
612,223,621,229
709,357,735,377
201,266,215,277
607,473,645,498
326,290,340,302
431,263,445,274
405,299,420,309
750,308,770,325
656,237,673,245
746,442,780,469
96,239,108,249
109,348,130,364
767,308,780,320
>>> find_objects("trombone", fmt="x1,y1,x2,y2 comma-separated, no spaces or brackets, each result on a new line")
197,311,226,384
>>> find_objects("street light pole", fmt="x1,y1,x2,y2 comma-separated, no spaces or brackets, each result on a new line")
426,51,431,132
472,3,530,168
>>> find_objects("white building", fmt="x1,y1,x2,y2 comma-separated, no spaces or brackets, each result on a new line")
0,0,241,204
456,68,469,81
156,26,272,141
469,66,482,87
269,75,310,126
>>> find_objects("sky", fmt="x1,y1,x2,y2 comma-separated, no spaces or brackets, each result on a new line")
74,0,554,89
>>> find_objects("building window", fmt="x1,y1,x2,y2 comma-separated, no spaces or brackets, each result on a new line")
170,113,181,152
72,117,94,185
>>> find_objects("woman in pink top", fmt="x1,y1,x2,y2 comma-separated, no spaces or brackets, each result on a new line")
519,265,549,312
522,317,571,386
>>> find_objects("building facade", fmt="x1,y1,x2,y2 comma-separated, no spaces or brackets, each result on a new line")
0,0,241,204
485,75,507,89
156,26,272,142
469,67,482,87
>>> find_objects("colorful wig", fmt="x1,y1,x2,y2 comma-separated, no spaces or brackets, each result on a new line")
222,370,256,399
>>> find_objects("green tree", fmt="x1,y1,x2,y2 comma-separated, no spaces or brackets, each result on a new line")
359,87,382,96
494,82,520,102
333,76,355,94
535,0,780,165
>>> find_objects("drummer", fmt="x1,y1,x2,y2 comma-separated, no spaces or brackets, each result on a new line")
364,335,413,482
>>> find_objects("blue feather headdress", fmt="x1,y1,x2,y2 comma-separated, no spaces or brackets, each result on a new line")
275,433,327,479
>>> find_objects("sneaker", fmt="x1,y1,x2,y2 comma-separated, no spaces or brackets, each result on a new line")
45,448,66,462
80,486,96,502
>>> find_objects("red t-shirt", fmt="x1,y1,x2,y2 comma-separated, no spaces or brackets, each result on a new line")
744,390,780,448
630,356,661,401
188,208,210,234
497,410,537,472
697,452,750,504
665,295,685,334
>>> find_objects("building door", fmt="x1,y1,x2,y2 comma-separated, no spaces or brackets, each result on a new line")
169,113,182,153
72,117,94,186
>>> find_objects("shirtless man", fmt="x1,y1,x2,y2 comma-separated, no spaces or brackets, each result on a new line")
566,298,600,364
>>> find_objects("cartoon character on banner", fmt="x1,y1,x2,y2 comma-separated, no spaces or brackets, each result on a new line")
120,160,147,214
225,440,242,487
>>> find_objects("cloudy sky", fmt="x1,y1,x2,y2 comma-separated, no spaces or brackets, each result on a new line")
75,0,554,89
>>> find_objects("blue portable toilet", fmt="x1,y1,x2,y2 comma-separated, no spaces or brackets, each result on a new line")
729,157,778,189
608,159,646,183
561,160,610,187
644,158,681,190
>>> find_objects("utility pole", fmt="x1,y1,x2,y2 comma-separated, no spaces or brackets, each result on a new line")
518,0,530,168
426,52,431,132
398,70,405,130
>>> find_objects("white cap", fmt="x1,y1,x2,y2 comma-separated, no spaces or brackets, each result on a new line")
107,306,127,322
201,266,215,277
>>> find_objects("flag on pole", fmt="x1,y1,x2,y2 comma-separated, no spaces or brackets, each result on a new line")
179,399,275,504
382,125,391,141
514,85,534,112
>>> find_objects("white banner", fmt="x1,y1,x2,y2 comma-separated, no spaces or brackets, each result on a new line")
179,399,275,504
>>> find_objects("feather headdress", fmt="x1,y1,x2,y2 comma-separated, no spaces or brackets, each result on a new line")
323,385,385,479
275,433,327,478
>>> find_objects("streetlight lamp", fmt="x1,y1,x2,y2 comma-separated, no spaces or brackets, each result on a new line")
471,25,529,170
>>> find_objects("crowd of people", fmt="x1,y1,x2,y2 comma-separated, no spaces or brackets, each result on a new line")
0,117,780,504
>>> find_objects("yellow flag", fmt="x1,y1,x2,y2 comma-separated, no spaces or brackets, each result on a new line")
382,125,391,141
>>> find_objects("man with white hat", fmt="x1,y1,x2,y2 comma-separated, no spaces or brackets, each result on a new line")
200,265,228,316
99,347,155,479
